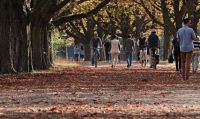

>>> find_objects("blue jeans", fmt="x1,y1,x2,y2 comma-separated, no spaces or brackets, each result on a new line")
126,52,132,67
105,52,111,61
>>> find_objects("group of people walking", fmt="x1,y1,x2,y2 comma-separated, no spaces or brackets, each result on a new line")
73,45,85,62
90,29,160,69
89,18,199,80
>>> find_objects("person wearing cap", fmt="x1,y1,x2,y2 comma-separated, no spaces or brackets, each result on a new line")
177,18,197,80
147,29,160,68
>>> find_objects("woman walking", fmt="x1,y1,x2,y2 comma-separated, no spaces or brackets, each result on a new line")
110,35,120,68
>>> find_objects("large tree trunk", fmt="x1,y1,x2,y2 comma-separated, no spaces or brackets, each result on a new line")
0,12,15,73
15,21,30,72
163,28,171,60
0,0,30,74
84,43,91,61
31,21,52,70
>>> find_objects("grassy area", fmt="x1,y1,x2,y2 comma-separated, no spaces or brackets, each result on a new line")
32,60,80,74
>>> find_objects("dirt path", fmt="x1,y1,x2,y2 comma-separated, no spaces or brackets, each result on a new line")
0,62,200,118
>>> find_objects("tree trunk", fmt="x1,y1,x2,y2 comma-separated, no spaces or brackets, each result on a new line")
0,15,15,73
84,43,91,61
0,0,30,73
15,22,30,72
31,21,52,70
163,28,171,60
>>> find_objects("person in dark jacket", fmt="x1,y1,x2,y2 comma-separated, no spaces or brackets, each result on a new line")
104,36,111,62
124,35,135,68
138,32,147,66
148,29,160,68
172,37,181,72
90,32,102,66
148,29,159,49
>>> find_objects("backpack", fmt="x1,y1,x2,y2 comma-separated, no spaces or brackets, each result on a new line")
168,53,174,63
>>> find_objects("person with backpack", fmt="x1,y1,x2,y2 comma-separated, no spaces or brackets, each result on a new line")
147,29,160,68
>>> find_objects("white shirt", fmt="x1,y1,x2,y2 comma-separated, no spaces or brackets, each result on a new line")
110,39,120,53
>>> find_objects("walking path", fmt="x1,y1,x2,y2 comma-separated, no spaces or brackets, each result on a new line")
0,61,200,118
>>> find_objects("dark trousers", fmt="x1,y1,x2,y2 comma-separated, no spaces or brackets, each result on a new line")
91,49,99,65
74,54,79,62
105,52,111,61
174,51,181,71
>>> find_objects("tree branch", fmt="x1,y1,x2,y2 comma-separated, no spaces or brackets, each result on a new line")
150,0,161,12
50,0,70,13
68,21,86,38
138,0,164,26
52,0,110,26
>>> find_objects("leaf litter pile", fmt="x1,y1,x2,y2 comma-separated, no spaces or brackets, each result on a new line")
0,62,200,118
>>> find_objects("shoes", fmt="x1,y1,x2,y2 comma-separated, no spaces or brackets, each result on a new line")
181,77,185,80
181,76,189,80
192,70,196,74
127,64,131,68
185,77,189,80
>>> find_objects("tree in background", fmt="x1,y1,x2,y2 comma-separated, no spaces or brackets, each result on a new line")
0,0,110,74
61,1,152,60
137,0,199,59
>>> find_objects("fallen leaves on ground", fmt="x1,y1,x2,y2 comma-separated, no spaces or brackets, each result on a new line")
0,62,200,118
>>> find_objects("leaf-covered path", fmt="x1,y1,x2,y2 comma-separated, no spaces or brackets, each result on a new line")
0,62,200,118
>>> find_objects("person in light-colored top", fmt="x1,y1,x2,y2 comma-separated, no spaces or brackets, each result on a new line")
192,35,200,73
80,45,85,61
177,18,197,80
110,35,120,68
74,44,80,62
